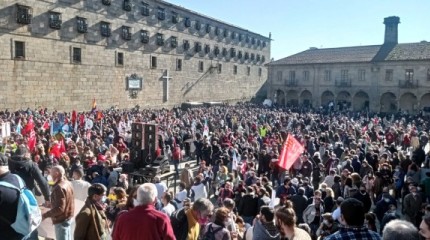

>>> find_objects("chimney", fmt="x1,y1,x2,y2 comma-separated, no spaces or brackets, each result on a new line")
383,16,400,44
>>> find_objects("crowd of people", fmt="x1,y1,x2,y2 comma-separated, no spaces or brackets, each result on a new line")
2,103,430,240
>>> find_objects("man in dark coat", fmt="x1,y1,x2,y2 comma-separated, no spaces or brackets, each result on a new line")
290,187,309,224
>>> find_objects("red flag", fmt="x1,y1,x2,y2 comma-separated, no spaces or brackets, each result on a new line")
42,120,50,130
71,110,77,125
277,134,304,170
96,111,104,121
59,139,66,153
28,129,36,152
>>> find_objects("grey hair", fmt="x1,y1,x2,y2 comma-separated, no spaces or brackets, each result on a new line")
136,183,157,206
52,165,66,179
192,198,214,214
382,219,419,240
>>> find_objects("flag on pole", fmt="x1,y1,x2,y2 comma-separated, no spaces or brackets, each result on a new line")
91,98,97,112
277,134,304,170
203,119,209,137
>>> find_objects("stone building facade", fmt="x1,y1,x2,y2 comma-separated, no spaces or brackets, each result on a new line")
0,0,271,110
268,16,430,114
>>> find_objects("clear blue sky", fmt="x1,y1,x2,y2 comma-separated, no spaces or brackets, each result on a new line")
167,0,430,61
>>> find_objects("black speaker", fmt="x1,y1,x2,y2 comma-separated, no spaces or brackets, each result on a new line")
132,122,145,150
132,122,145,132
122,161,135,173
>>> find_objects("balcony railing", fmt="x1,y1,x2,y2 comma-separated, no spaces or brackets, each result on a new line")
285,79,298,87
335,79,352,87
399,80,419,88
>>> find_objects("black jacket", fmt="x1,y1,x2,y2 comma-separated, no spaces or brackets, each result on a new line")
8,157,50,201
0,172,24,240
170,208,189,240
290,194,308,224
238,194,258,217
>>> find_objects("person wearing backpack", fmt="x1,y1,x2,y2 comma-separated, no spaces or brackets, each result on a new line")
42,165,75,240
8,145,51,207
201,207,232,240
0,152,41,240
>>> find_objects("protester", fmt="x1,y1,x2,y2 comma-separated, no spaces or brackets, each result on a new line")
382,219,419,240
274,206,311,240
74,183,109,240
325,198,381,240
201,207,232,240
42,165,75,240
71,168,92,201
112,183,175,240
170,197,214,240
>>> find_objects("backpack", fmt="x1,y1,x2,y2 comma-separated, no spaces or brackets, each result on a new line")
202,223,223,240
0,174,42,238
170,208,188,240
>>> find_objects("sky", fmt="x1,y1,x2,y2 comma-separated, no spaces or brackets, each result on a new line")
167,0,430,61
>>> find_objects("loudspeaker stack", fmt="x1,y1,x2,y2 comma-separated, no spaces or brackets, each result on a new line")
130,123,159,169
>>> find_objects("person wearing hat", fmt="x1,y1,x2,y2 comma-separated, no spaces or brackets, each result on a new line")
8,145,51,206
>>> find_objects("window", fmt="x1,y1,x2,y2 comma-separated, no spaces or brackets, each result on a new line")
156,33,164,46
72,47,81,64
170,36,177,48
217,63,222,74
238,51,243,60
100,22,111,37
247,66,251,76
176,59,182,71
231,32,236,40
123,0,132,11
276,71,282,81
244,52,249,60
184,17,191,28
223,29,228,38
198,61,204,72
157,7,165,20
257,40,261,47
141,3,150,16
405,69,414,81
385,69,393,81
427,69,430,81
289,71,295,81
261,56,265,63
245,35,250,44
214,46,220,56
117,52,124,66
239,34,243,41
183,40,190,51
230,48,236,58
14,41,25,59
222,48,227,57
122,26,132,41
204,44,210,54
256,54,261,62
195,21,201,31
140,30,149,44
303,71,309,81
251,37,256,45
233,65,238,75
150,56,157,69
258,68,262,77
17,5,32,25
49,12,62,29
358,69,366,81
77,17,87,33
215,27,220,36
250,53,255,61
262,42,267,48
205,24,211,34
171,11,178,23
324,70,331,81
341,70,349,81
102,0,111,6
195,42,202,53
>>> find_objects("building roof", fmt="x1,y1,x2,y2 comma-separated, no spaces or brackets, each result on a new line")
269,41,430,65
159,0,271,41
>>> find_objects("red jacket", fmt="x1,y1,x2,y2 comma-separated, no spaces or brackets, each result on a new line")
112,204,175,240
